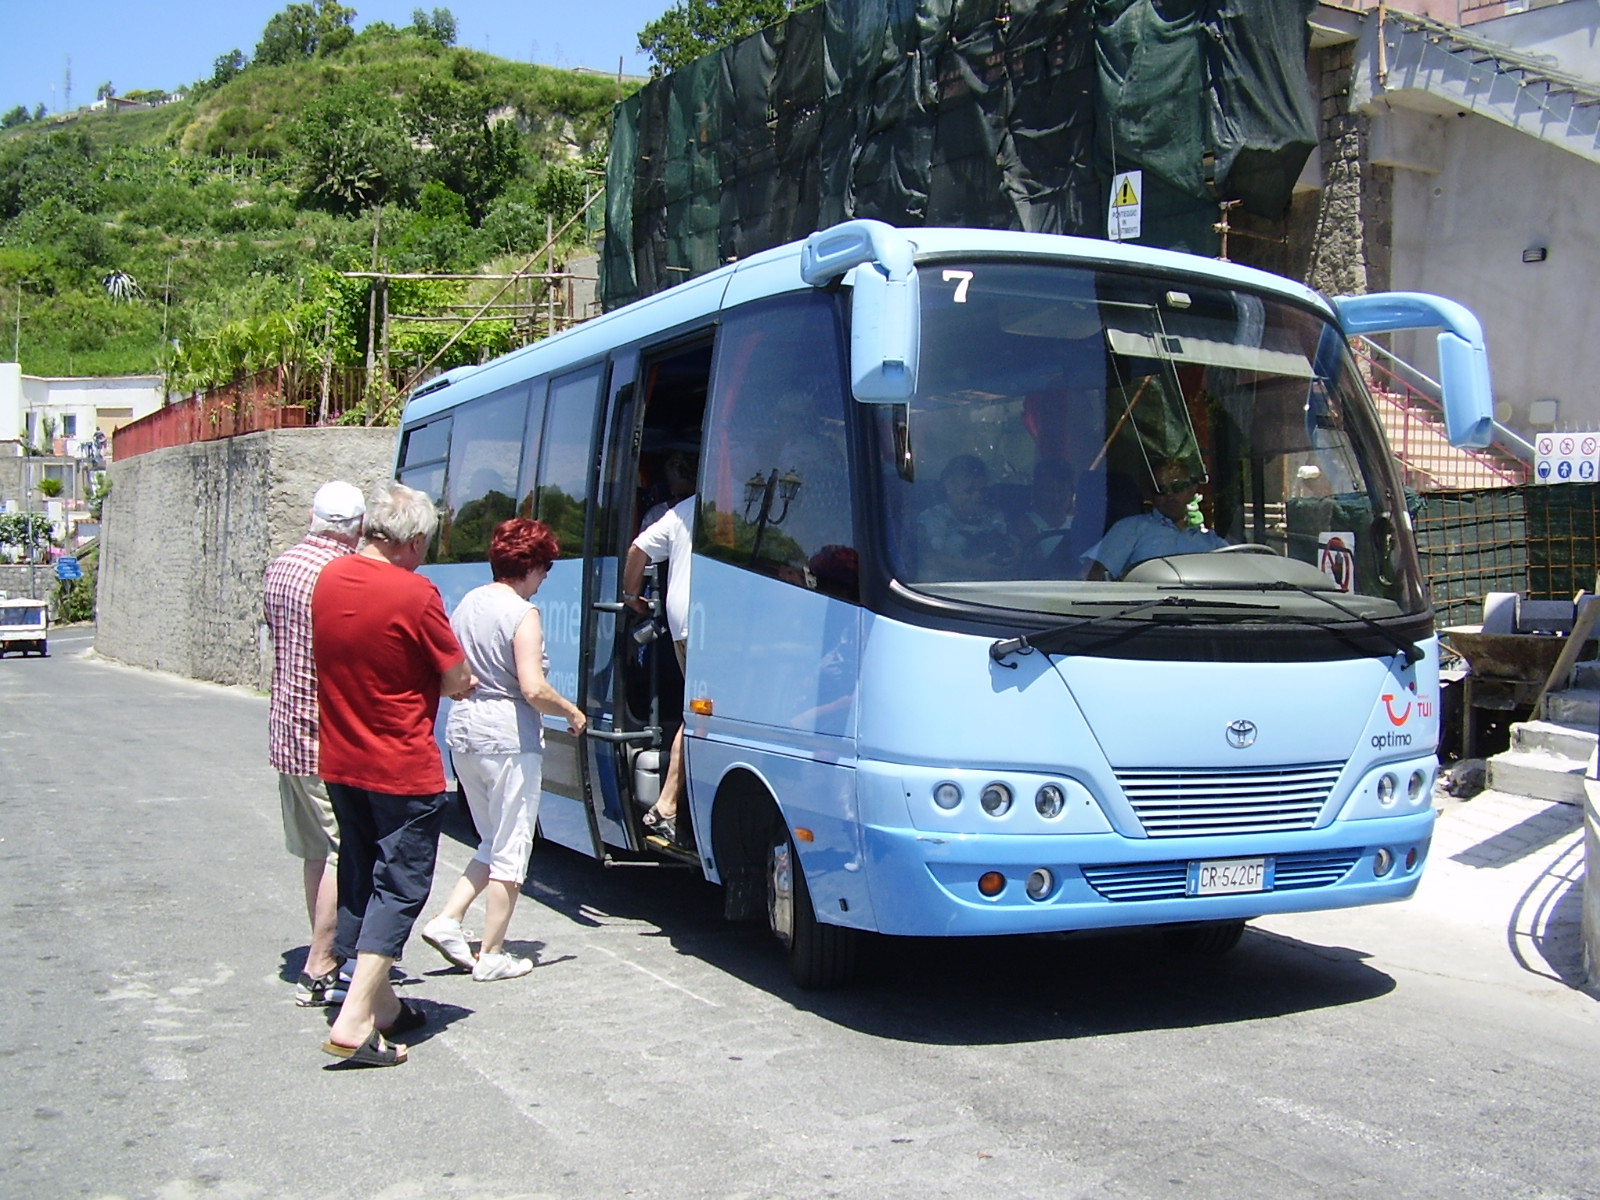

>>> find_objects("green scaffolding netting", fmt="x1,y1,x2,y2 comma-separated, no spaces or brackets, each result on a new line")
604,0,1316,310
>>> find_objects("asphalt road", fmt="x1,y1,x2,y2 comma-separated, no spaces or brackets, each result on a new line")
2,631,1597,1200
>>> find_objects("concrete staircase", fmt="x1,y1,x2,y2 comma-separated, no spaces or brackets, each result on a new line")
1354,11,1600,170
1487,661,1600,805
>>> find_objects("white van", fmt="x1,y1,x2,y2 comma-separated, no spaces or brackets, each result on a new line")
0,598,49,657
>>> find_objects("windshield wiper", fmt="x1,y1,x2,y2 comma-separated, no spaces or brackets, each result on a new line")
988,594,1276,666
1169,580,1422,665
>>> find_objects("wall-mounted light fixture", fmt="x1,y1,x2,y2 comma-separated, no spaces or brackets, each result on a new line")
1522,246,1548,263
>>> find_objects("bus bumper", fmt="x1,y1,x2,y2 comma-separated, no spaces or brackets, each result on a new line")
856,809,1435,938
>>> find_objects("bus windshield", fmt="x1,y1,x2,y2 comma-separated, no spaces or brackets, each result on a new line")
872,258,1425,621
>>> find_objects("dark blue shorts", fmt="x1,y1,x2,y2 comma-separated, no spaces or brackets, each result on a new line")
326,784,447,961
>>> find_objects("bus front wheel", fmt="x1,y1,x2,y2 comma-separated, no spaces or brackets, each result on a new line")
767,831,861,989
1162,919,1247,955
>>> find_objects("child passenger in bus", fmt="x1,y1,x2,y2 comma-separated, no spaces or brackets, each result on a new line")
915,454,1018,579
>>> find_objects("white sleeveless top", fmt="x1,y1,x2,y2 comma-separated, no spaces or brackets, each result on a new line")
444,583,546,755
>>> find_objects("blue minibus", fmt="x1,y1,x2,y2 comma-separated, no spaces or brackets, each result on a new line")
397,219,1493,987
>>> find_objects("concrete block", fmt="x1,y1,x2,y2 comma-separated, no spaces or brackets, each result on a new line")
1510,718,1598,761
1487,749,1589,806
1545,688,1600,731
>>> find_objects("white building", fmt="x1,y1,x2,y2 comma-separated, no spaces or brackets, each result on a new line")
0,363,165,461
1327,0,1600,441
0,363,167,544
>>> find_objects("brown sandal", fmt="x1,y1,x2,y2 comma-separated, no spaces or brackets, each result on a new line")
321,1027,407,1067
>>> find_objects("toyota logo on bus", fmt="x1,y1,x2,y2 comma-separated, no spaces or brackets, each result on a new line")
1225,719,1258,749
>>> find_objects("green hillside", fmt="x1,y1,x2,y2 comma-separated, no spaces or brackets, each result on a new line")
0,13,638,395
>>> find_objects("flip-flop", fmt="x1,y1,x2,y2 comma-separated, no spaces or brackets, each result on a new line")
378,999,427,1038
321,1027,407,1067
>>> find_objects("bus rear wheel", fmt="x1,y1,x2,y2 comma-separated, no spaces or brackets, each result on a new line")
1162,919,1247,955
767,830,861,989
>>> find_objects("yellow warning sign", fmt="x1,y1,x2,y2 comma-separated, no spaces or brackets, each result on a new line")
1107,169,1142,241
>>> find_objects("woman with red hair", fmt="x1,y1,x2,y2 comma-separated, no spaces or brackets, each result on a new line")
422,518,586,981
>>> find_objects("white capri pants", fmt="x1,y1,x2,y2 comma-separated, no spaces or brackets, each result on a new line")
452,750,543,884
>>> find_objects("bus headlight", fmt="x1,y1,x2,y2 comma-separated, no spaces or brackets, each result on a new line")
1407,769,1428,805
933,781,962,810
1376,773,1397,806
980,782,1013,816
1025,868,1054,900
1374,847,1395,877
1035,784,1066,818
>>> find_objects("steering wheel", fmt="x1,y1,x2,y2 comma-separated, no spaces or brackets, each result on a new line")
1210,542,1277,556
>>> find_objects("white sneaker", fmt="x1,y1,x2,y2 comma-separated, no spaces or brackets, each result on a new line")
420,916,476,970
473,952,534,982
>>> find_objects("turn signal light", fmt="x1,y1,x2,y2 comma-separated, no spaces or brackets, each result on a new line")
794,827,815,843
689,697,713,715
978,871,1005,897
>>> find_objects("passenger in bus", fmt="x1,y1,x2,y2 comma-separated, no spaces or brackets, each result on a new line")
422,518,587,984
1081,458,1226,580
915,454,1017,579
1008,457,1079,574
640,449,695,531
623,494,695,846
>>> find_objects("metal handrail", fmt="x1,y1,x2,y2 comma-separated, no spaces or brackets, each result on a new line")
1353,336,1534,477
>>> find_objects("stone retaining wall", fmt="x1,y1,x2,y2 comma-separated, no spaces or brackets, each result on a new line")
96,427,394,690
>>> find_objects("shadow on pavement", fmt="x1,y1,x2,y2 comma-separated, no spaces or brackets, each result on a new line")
512,837,1399,1046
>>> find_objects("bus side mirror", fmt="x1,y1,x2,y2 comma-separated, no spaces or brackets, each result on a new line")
848,260,920,402
800,219,920,403
1332,291,1493,449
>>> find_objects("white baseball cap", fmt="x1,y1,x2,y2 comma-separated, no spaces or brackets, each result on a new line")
312,480,365,522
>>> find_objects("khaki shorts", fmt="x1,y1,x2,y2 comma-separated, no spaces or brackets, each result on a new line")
278,773,339,864
675,639,687,673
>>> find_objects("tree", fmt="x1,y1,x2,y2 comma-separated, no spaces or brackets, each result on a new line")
1,105,32,130
638,0,819,74
0,129,101,220
95,81,116,101
0,512,53,562
411,7,457,46
36,477,63,498
290,82,419,215
254,0,356,66
403,79,522,223
211,49,247,87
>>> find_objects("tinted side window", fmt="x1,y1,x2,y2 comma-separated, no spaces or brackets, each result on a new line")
398,416,452,506
537,366,604,560
514,378,549,518
701,291,858,601
438,385,530,563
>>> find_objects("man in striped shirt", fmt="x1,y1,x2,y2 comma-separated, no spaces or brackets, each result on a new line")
263,480,365,1006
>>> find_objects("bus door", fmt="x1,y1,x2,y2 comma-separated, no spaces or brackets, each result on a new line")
582,338,713,857
574,348,646,856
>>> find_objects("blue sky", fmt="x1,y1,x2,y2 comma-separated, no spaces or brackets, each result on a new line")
1,1,670,114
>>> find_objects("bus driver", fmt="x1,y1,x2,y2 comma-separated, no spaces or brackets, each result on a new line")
1081,458,1226,580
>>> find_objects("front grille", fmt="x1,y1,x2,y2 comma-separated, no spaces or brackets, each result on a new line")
1081,848,1362,902
1116,761,1343,838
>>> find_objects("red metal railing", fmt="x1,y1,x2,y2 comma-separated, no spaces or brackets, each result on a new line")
113,369,309,460
1352,340,1531,490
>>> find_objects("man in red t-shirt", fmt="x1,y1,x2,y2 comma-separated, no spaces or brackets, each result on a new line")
312,483,476,1068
